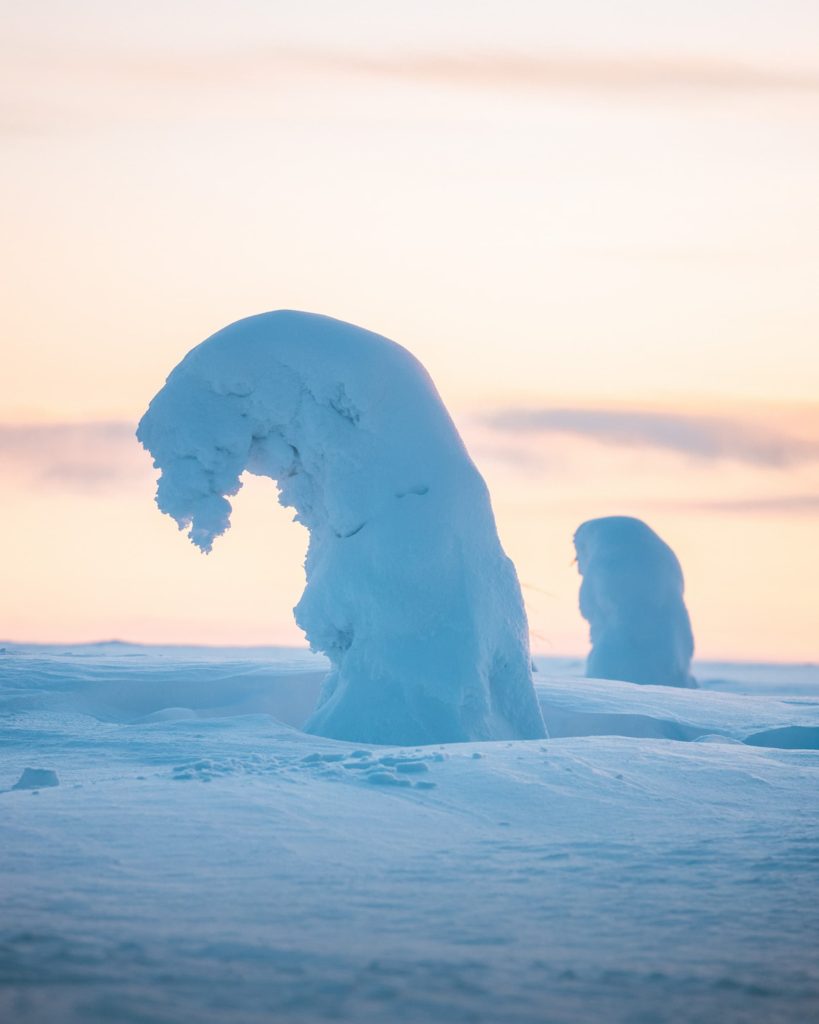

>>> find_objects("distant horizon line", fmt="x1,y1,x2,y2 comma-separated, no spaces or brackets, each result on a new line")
0,638,814,669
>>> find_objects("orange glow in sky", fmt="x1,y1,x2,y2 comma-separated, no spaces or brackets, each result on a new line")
2,2,818,661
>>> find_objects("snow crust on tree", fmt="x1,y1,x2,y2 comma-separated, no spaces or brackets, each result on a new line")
137,310,546,745
573,516,696,688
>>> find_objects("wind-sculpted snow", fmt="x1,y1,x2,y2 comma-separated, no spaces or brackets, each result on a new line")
3,645,818,748
573,516,695,688
2,646,819,1024
137,311,545,745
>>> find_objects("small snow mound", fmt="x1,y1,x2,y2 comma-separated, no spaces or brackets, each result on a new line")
12,767,60,790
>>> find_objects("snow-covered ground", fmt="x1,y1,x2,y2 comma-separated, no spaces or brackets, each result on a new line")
2,644,818,1023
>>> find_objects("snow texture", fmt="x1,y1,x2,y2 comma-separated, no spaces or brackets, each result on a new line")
137,311,545,745
573,516,695,688
1,644,818,1024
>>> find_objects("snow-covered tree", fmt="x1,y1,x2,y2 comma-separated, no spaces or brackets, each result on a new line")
573,516,695,688
138,311,546,744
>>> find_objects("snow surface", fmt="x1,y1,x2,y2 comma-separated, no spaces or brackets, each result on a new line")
137,311,545,745
2,644,818,1023
574,516,695,688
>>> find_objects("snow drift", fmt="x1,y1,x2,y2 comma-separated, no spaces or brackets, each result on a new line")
573,516,695,688
4,647,819,1024
137,311,545,745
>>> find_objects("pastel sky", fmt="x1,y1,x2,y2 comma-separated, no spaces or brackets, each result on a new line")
2,1,818,660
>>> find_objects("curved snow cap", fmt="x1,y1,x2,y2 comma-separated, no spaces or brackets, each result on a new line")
137,311,545,745
573,516,696,688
